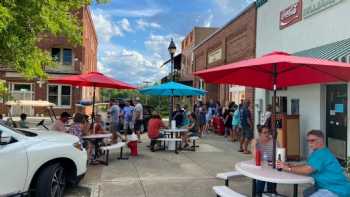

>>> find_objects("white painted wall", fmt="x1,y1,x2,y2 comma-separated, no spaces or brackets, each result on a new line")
256,0,350,157
256,0,350,56
278,85,322,156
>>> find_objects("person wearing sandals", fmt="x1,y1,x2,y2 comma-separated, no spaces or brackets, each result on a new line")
231,105,240,142
182,112,199,149
239,100,253,154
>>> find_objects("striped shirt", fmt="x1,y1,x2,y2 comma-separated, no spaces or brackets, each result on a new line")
256,138,276,161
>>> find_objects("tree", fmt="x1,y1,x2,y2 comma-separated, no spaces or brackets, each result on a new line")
0,0,108,79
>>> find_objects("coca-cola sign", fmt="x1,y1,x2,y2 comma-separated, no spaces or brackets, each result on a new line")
280,1,302,29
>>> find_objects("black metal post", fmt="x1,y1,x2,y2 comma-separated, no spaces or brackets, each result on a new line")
293,184,298,197
272,64,277,169
169,52,174,123
91,85,96,133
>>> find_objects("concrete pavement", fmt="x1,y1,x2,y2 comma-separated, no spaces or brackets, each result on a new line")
70,133,311,197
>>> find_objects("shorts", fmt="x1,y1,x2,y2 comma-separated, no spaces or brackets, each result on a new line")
110,122,119,133
124,121,133,131
134,119,143,131
187,132,199,137
242,127,253,140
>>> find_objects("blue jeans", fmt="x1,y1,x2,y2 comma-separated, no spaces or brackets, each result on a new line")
303,186,338,197
256,180,276,194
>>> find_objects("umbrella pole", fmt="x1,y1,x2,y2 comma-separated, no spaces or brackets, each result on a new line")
169,90,174,124
91,85,96,133
272,64,277,169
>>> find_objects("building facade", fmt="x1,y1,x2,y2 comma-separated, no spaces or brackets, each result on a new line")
255,0,350,160
179,27,218,86
193,3,256,109
0,6,98,116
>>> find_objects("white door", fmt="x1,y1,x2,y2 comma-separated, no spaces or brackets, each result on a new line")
10,83,34,116
0,129,28,195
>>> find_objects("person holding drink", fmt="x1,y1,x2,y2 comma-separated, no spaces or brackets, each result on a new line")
277,130,350,197
251,126,278,196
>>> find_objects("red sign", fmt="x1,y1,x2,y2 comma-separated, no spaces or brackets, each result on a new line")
280,1,302,29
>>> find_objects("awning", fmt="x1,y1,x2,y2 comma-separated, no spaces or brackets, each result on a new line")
294,38,350,60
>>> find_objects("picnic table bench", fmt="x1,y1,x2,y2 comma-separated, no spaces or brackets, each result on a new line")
99,142,128,165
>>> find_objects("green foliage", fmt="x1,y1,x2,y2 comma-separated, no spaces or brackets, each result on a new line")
100,89,169,115
0,0,108,79
0,81,12,102
347,156,350,176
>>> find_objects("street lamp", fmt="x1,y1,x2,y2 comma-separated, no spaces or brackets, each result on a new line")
168,39,176,122
168,39,176,81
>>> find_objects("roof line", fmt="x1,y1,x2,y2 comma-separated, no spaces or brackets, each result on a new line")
193,2,256,51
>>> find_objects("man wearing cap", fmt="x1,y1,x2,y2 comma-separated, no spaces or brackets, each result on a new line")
51,112,71,132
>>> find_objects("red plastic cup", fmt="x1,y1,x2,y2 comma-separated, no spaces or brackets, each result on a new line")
255,149,261,166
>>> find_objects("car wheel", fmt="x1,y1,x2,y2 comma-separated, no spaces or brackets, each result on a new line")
36,163,66,197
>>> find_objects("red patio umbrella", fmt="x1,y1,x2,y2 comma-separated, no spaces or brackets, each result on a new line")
49,71,136,127
195,51,350,168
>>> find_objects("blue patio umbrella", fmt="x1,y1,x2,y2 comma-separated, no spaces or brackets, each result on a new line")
139,81,206,96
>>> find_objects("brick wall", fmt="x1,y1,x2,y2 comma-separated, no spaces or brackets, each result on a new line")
193,4,256,107
0,6,97,117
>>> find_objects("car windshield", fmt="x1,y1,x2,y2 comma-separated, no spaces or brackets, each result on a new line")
0,122,37,137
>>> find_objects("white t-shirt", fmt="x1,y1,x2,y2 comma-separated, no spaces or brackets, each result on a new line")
134,103,143,120
262,111,272,125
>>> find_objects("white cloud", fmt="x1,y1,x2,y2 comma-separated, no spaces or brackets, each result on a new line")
213,0,254,14
136,19,161,30
91,12,123,42
93,8,162,18
119,18,132,32
98,44,168,85
97,61,112,76
144,34,184,58
203,13,214,27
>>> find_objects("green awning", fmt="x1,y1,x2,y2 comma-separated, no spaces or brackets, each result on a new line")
294,38,350,60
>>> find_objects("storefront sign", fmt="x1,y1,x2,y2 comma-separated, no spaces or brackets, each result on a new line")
208,48,222,64
303,0,344,18
280,1,302,29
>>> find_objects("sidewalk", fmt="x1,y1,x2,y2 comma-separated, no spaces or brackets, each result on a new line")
72,133,311,197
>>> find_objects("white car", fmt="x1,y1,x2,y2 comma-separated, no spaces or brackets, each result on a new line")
0,123,87,197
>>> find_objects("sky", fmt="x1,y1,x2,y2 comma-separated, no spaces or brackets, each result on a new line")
91,0,254,86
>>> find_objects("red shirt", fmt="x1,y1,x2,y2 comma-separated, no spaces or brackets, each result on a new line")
147,118,165,139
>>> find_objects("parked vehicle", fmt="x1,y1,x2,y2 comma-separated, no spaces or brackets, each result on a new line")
0,123,87,197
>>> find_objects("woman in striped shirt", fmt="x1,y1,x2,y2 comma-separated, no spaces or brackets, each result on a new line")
251,126,279,196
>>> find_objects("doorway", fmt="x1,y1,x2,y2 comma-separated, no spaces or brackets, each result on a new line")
326,84,347,162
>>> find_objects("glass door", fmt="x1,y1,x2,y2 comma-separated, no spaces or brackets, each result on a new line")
326,84,347,163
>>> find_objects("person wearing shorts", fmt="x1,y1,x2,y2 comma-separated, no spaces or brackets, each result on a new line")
133,97,143,142
109,99,122,143
231,106,240,142
239,100,253,154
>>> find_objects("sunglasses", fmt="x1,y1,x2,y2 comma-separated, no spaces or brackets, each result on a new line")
307,138,318,143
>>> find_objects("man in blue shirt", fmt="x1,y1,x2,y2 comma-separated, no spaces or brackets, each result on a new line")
277,130,350,197
239,100,253,154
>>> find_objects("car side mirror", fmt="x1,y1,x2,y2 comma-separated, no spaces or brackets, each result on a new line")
0,130,12,145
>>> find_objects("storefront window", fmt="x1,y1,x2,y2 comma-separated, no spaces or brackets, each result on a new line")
48,85,71,107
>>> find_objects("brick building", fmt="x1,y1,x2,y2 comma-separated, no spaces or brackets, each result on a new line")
179,27,218,86
0,6,98,116
193,3,256,109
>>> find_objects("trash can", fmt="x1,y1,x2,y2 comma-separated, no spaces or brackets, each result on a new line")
128,141,138,156
127,133,138,156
